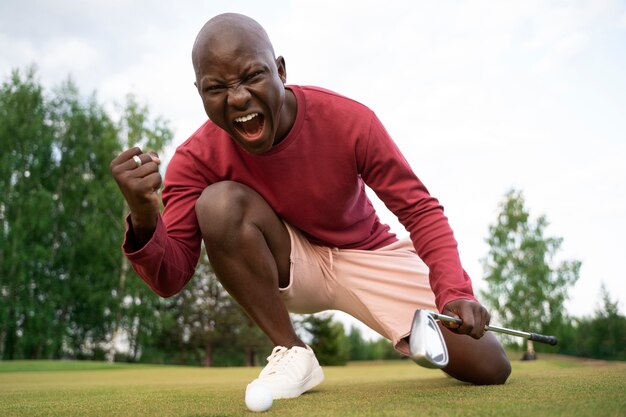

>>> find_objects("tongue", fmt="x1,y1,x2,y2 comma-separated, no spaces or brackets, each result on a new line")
236,115,264,139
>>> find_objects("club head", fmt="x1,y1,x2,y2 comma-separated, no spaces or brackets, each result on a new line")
409,309,449,369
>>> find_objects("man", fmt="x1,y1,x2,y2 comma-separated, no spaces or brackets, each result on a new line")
110,13,511,400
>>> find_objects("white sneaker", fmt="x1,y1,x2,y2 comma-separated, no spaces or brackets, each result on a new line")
247,345,324,399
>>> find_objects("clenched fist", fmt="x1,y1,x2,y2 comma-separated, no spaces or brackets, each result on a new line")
110,147,162,247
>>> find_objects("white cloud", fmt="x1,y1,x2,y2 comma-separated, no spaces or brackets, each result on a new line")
531,32,590,74
0,34,37,72
41,38,102,73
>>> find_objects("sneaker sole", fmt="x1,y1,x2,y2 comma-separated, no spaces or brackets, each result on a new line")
272,365,325,399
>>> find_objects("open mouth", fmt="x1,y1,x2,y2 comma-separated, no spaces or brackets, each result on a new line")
233,112,265,140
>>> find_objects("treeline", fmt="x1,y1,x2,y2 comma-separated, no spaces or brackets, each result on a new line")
526,285,626,361
1,69,623,366
494,288,626,362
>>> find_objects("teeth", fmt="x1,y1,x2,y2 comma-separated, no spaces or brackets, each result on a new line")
234,113,258,123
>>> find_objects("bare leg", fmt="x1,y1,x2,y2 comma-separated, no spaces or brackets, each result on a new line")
195,181,304,348
440,323,511,385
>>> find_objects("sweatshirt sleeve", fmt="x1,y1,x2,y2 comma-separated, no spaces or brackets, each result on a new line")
357,112,477,311
122,148,205,297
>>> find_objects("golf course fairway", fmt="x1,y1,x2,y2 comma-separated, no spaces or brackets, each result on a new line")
1,354,624,416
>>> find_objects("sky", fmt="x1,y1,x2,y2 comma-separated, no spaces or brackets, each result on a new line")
2,0,625,338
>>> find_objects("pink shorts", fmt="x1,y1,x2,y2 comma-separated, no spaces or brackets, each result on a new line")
279,223,437,356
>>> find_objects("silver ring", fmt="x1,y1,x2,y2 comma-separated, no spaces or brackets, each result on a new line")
132,155,142,168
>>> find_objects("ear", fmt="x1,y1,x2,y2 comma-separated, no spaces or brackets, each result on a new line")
276,56,287,84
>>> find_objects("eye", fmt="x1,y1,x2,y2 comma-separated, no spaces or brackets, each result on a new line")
245,71,264,82
203,84,226,95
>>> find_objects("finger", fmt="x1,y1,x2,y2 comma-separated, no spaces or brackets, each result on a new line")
460,315,476,337
443,320,461,330
468,307,489,339
148,151,161,164
123,172,162,207
110,148,144,177
440,310,462,330
141,171,163,191
123,153,158,172
132,160,161,177
482,309,491,328
453,303,477,337
111,147,142,169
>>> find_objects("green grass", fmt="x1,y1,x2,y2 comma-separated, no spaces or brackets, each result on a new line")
1,355,625,416
0,360,147,373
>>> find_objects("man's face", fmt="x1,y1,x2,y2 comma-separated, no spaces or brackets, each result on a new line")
194,38,287,155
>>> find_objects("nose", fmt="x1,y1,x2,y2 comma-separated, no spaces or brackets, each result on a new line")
227,84,251,110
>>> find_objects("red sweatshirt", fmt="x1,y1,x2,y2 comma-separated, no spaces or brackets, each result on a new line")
123,85,476,311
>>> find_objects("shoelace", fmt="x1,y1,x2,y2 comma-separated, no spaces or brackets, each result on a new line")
263,346,297,376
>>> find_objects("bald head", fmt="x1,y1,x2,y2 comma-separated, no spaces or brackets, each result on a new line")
190,13,294,154
192,13,276,73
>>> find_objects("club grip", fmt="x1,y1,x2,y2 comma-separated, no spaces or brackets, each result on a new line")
529,333,558,346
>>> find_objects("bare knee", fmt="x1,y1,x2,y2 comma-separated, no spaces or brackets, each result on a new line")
443,330,512,385
494,360,512,385
445,348,511,385
473,354,511,385
195,181,290,284
195,181,253,242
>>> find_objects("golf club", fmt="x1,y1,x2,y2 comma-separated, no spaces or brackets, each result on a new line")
409,309,450,368
409,309,558,369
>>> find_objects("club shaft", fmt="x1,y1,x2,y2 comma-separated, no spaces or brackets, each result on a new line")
430,312,558,345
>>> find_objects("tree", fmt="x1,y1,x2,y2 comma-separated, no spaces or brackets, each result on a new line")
346,326,403,361
480,190,580,355
106,94,173,362
572,285,626,361
229,314,273,367
0,68,57,359
347,326,369,361
0,69,124,359
170,249,261,366
145,249,272,367
300,313,349,365
47,79,124,359
0,68,172,361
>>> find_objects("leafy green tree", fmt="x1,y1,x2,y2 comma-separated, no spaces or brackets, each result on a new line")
230,315,273,367
300,313,349,365
366,338,402,360
0,69,120,359
0,68,57,359
147,249,271,367
347,326,369,360
572,285,626,360
480,190,580,354
0,68,172,361
173,250,248,366
106,94,172,362
47,79,123,359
